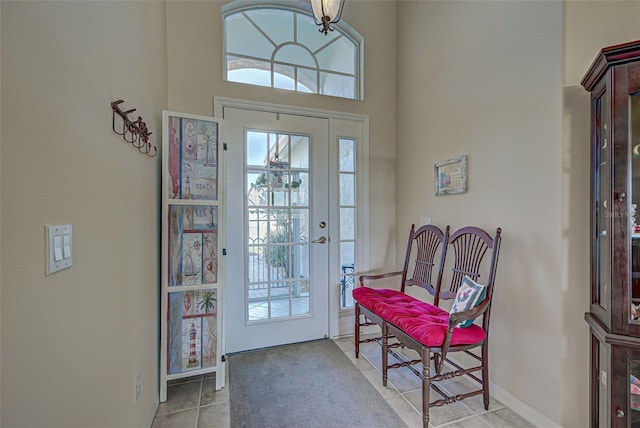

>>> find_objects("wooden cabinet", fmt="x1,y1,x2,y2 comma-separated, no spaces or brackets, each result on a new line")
582,40,640,427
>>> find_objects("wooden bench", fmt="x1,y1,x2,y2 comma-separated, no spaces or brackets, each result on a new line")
353,225,502,428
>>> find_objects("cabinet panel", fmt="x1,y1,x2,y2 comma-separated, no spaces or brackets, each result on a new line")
611,345,640,427
583,40,640,427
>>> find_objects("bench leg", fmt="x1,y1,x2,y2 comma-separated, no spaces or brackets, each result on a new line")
382,322,388,387
421,346,431,428
482,342,490,410
354,303,361,358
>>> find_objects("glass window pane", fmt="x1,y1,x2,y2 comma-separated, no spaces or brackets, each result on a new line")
244,9,294,46
247,208,268,244
339,138,355,172
320,72,355,99
224,6,361,100
317,37,355,74
247,170,268,207
288,172,308,206
248,245,268,283
292,244,310,279
225,13,274,60
290,136,309,169
296,12,340,52
227,57,271,87
269,244,289,282
292,280,310,316
340,275,355,308
297,67,317,93
270,187,289,207
340,208,355,240
341,241,355,267
247,131,268,167
274,64,295,90
248,282,268,321
292,209,309,243
270,282,291,319
340,174,355,205
274,44,316,68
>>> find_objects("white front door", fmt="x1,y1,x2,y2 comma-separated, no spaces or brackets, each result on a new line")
224,108,330,353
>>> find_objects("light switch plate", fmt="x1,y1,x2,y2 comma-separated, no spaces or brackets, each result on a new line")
46,224,72,275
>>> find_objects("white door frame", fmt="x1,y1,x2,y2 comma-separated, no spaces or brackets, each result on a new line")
213,96,370,348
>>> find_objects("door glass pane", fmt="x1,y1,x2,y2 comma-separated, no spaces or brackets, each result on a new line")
246,130,311,322
293,172,309,206
340,139,355,172
270,282,290,318
340,208,355,240
292,279,310,316
290,136,309,169
340,174,355,206
247,131,268,168
292,208,309,243
248,245,267,283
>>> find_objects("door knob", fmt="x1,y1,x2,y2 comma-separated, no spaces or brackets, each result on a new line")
311,236,327,244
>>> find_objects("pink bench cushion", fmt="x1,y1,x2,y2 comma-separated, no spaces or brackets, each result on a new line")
353,287,486,347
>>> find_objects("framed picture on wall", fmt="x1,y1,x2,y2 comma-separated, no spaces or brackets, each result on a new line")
435,155,467,196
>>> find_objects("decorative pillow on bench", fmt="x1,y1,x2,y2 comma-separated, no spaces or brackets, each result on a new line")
450,276,487,328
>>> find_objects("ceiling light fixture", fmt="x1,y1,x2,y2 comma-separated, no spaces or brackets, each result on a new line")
311,0,345,35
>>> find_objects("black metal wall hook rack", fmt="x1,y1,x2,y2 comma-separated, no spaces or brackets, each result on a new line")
110,100,157,157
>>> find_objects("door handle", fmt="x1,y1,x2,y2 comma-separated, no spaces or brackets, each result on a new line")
311,236,327,244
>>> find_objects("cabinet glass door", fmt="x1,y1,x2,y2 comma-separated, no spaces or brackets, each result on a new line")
595,93,611,311
631,359,640,427
631,93,640,317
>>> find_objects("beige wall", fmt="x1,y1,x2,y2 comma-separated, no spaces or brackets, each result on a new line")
1,0,638,426
166,0,398,273
396,0,566,425
397,0,640,426
1,2,166,427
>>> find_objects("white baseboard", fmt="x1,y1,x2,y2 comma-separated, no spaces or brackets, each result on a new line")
489,382,561,428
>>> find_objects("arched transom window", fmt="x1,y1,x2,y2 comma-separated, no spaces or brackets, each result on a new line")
222,1,363,100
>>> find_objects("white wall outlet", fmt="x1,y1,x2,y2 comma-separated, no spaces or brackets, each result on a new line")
46,224,73,275
420,216,432,226
134,369,142,402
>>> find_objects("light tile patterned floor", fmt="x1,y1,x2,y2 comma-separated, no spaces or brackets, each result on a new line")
152,335,534,428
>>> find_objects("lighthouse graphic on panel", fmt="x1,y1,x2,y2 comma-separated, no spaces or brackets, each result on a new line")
182,318,201,371
188,323,198,366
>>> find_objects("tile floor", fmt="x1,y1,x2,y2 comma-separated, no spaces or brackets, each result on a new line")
151,335,535,428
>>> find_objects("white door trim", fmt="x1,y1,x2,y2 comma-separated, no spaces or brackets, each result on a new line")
213,96,370,343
